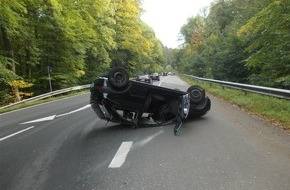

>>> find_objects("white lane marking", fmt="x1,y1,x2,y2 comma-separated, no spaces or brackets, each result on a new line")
20,115,56,124
158,78,166,86
109,141,133,168
20,104,91,124
0,126,35,142
0,93,89,116
56,104,91,117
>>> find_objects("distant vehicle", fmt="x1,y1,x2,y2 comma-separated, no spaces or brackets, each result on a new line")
90,67,211,134
150,73,160,81
163,72,167,76
136,75,153,84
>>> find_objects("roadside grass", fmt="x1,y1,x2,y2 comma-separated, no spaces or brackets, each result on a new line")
181,76,290,130
0,90,89,114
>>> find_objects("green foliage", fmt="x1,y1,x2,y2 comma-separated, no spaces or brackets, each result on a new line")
109,0,166,76
237,0,290,88
0,56,19,82
111,0,152,74
0,56,18,104
180,16,205,49
175,0,289,89
0,0,167,105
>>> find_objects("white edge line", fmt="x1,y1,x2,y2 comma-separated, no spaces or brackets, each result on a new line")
109,141,133,168
20,104,91,124
56,104,91,117
0,93,89,116
158,78,166,86
0,126,35,142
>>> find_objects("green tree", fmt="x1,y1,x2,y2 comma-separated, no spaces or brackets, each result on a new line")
179,16,208,77
111,0,154,75
238,0,290,88
177,0,270,83
80,0,116,83
0,0,28,101
0,0,168,105
139,22,166,74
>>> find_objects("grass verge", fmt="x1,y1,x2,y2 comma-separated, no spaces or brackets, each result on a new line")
181,76,290,130
0,90,89,114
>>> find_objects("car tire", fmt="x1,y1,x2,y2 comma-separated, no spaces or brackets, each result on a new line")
187,98,211,119
187,85,205,104
108,67,129,89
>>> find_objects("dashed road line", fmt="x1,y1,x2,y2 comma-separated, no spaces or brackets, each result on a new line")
1,105,91,142
109,141,133,168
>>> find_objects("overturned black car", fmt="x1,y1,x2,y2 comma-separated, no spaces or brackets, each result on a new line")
90,68,211,134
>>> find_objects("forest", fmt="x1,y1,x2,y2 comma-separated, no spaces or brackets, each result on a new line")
0,0,167,105
173,0,289,89
1,0,289,106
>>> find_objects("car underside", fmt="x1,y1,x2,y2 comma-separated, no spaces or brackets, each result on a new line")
90,68,211,134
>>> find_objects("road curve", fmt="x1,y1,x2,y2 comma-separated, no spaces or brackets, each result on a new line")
0,75,289,190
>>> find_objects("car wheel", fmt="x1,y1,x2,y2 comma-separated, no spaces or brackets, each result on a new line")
108,67,129,89
187,85,205,104
187,98,211,119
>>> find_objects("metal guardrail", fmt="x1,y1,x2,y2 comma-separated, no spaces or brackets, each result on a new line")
184,74,290,100
0,84,90,110
1,75,289,110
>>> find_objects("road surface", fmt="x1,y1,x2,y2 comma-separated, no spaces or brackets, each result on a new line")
1,76,289,190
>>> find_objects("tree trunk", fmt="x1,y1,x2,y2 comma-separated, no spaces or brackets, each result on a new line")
1,25,21,102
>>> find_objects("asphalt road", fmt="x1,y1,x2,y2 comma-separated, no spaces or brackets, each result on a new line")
1,76,290,190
